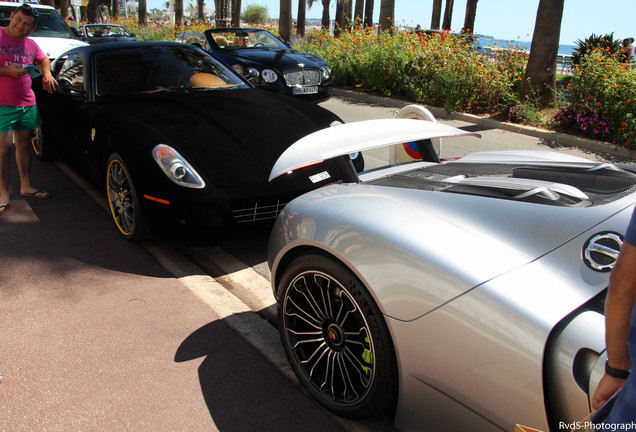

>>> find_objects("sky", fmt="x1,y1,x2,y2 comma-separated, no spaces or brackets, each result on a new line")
146,0,634,46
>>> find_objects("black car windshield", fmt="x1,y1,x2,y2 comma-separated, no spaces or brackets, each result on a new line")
94,45,250,96
84,25,130,37
208,29,287,50
0,7,76,39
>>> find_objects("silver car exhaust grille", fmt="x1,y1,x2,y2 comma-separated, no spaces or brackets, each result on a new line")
284,69,321,87
232,200,287,223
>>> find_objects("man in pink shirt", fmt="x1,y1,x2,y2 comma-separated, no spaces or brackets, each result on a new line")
0,3,58,215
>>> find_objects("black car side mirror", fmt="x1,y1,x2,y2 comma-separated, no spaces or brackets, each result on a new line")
284,41,292,49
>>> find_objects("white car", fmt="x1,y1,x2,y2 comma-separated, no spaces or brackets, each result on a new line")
0,1,86,60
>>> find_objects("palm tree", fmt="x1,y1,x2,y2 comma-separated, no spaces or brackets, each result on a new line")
315,0,330,29
378,0,393,34
354,0,363,24
430,0,441,29
232,0,241,25
215,0,230,27
334,0,343,36
363,0,373,28
279,0,292,41
297,0,306,36
462,0,477,34
174,0,183,26
441,0,453,30
58,0,69,19
138,0,147,25
112,0,119,19
520,0,565,108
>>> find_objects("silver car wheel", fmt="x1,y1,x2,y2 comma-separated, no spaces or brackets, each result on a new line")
278,253,397,418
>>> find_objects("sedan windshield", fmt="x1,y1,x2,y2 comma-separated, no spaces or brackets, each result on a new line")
94,45,249,96
208,29,287,50
0,7,76,39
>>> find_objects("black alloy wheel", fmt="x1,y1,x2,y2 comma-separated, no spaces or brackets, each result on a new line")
105,153,147,241
277,253,398,419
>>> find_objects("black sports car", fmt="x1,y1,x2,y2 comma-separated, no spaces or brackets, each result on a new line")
202,28,333,102
32,42,351,242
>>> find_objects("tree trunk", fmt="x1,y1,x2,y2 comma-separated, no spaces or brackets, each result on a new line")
40,0,54,7
174,0,183,26
215,0,230,27
334,0,343,36
430,0,441,29
112,0,119,19
138,0,147,26
86,0,99,22
297,0,306,36
462,0,477,34
520,0,565,108
279,0,292,42
378,0,393,34
441,0,453,30
363,0,373,28
58,0,69,19
354,0,363,24
321,0,330,29
344,0,352,30
231,0,241,25
200,0,208,22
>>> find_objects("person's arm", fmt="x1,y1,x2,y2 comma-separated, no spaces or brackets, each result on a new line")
35,56,57,93
592,242,636,409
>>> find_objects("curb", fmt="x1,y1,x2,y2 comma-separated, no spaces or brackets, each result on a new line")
332,88,636,161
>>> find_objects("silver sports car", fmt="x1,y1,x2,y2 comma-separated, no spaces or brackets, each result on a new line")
267,115,636,432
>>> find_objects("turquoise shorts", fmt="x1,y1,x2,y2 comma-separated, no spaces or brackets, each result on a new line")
0,105,42,133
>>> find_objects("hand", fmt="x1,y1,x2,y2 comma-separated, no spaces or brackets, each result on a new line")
592,373,626,410
5,64,27,78
41,73,58,94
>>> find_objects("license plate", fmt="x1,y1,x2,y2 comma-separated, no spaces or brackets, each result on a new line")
309,171,331,183
293,86,319,95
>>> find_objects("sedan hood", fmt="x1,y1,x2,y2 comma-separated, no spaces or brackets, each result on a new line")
97,89,339,188
32,37,87,59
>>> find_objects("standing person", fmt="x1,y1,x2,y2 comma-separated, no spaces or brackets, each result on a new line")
0,3,58,215
592,208,636,424
619,38,634,63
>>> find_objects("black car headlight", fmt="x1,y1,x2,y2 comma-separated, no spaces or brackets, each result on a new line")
320,65,331,80
261,68,278,83
152,144,205,189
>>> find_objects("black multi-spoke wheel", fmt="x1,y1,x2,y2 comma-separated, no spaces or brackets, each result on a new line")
277,253,397,419
106,153,147,241
31,127,54,161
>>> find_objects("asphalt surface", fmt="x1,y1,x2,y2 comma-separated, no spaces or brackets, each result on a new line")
0,156,344,431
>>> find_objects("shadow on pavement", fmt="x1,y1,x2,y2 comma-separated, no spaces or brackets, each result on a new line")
175,316,345,432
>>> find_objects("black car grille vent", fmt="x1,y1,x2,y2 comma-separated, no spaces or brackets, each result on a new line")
284,69,321,87
232,200,288,223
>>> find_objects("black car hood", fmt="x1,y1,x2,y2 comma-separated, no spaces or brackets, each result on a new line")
94,88,339,188
220,48,325,68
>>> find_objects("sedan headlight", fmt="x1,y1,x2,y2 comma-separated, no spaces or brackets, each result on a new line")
152,144,205,189
320,65,331,80
261,68,278,83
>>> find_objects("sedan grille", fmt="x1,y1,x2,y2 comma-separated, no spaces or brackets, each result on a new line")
283,69,321,87
232,200,287,223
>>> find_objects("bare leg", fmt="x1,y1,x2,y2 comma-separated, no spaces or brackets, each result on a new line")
13,129,41,196
0,131,12,206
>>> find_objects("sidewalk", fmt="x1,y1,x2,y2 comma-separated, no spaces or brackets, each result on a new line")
0,157,344,431
332,88,636,161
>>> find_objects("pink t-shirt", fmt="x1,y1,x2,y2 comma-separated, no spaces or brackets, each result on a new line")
0,27,46,107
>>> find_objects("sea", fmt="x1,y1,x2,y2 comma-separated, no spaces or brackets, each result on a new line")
478,37,577,56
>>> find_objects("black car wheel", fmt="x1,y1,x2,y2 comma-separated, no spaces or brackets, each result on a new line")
31,127,54,161
277,253,398,419
106,153,148,241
